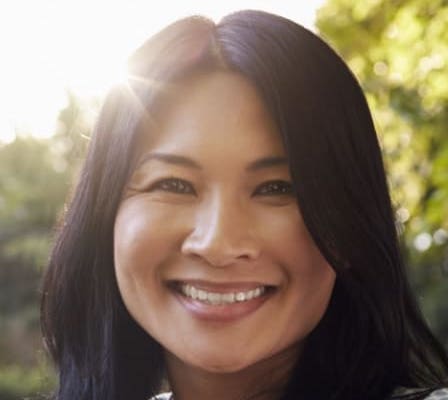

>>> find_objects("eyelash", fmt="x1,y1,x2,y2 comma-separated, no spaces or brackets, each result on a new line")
149,178,196,195
254,180,293,196
149,178,293,196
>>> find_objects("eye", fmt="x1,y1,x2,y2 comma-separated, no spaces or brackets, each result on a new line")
149,178,196,195
254,180,294,196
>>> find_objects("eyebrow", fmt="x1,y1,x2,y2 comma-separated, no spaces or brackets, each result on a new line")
138,152,201,169
246,156,288,171
137,152,288,171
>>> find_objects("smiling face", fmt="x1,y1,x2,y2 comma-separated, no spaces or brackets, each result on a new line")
114,71,336,374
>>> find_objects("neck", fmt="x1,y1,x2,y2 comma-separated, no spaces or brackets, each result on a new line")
164,345,301,400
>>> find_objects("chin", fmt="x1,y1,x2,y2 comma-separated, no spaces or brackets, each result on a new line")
189,353,254,374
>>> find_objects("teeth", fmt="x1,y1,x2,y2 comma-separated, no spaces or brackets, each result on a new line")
236,292,245,301
198,290,207,301
180,284,266,305
222,293,235,302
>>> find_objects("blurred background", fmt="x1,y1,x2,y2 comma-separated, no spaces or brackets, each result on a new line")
0,0,447,398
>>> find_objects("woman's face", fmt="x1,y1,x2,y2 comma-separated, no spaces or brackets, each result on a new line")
114,71,336,373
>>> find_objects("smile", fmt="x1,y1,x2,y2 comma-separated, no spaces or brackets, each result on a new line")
181,284,266,305
169,280,275,322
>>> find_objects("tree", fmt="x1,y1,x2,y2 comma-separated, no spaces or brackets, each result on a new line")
316,0,448,346
0,91,93,398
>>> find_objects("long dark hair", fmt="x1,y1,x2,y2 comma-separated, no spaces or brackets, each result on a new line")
41,10,448,400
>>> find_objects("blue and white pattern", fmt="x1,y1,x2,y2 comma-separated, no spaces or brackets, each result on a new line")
150,388,448,399
151,393,172,400
424,388,448,399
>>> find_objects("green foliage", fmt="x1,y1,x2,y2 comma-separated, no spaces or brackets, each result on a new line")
0,92,92,399
0,360,56,400
317,0,448,346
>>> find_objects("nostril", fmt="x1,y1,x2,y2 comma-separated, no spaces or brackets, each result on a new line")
181,219,261,266
237,254,250,260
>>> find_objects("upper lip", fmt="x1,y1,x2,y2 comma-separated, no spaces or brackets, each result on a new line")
167,279,276,293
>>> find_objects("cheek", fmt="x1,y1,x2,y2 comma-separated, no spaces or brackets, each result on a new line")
286,233,336,337
260,204,335,328
114,199,185,283
113,198,192,332
257,204,318,265
279,208,335,294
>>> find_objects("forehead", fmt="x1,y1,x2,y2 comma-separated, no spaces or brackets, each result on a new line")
138,71,285,158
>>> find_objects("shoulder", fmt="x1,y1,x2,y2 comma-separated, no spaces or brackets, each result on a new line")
423,388,448,399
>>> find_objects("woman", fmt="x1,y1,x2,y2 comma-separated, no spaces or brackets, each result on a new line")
41,10,448,400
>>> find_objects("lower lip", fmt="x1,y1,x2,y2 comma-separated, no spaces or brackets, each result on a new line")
173,289,272,323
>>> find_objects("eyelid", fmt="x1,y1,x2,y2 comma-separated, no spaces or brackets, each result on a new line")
148,177,197,195
253,180,294,196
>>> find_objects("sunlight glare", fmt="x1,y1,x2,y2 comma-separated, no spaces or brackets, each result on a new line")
0,0,325,143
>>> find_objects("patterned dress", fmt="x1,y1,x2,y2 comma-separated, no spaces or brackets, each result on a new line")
416,388,448,399
150,388,448,399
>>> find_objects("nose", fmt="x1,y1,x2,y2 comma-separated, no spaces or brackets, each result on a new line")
181,197,261,267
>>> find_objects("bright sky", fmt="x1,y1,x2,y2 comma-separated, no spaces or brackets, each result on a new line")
0,0,326,143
